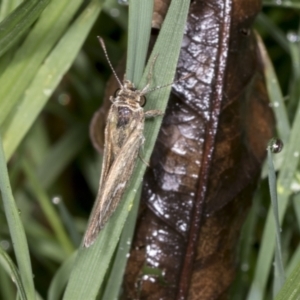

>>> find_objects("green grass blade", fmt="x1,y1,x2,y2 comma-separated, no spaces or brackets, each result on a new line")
101,187,141,300
63,1,189,299
257,34,290,142
275,259,300,300
0,246,27,300
267,147,285,295
0,0,50,57
247,93,300,300
54,198,82,248
286,242,300,277
35,125,88,189
1,1,101,160
0,0,22,21
126,0,153,82
22,160,74,255
48,252,77,300
0,136,35,299
0,266,15,300
0,0,85,129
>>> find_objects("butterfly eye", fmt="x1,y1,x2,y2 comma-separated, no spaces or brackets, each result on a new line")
113,88,121,97
140,95,146,107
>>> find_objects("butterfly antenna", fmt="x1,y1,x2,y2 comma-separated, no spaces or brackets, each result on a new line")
98,36,123,88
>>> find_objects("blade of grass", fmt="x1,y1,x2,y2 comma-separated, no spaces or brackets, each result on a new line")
35,125,88,189
0,0,85,129
101,187,141,300
0,265,15,300
275,259,300,300
0,135,35,299
257,34,290,142
22,159,74,255
0,246,27,300
1,0,101,160
0,0,50,58
267,146,285,295
247,92,300,300
54,197,82,248
63,1,190,299
287,38,300,120
48,251,77,300
126,0,153,82
0,0,22,21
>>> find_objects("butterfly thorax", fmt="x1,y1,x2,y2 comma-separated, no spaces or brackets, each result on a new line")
113,79,146,109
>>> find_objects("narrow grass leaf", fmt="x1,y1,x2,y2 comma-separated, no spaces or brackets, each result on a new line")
0,0,22,21
48,251,77,300
1,1,101,160
257,34,290,142
126,0,153,82
55,198,82,248
0,136,35,299
0,266,15,300
287,41,300,119
35,125,88,189
0,0,84,128
0,0,50,57
267,147,285,295
275,259,300,300
22,160,74,255
247,97,300,300
0,246,27,300
101,187,141,300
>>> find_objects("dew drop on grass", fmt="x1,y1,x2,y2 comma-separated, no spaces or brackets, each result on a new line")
109,8,120,18
268,138,284,154
287,31,300,43
118,0,129,5
52,196,61,205
0,240,10,250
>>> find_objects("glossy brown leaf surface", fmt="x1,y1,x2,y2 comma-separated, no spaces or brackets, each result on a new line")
122,0,275,299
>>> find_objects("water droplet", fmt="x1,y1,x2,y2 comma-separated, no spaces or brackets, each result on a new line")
241,263,249,272
58,93,70,106
110,8,120,18
52,196,61,205
118,0,129,5
290,181,300,192
287,31,300,43
43,89,52,96
0,240,10,250
268,138,283,153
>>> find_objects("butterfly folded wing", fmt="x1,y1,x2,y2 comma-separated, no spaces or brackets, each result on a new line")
83,122,144,247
